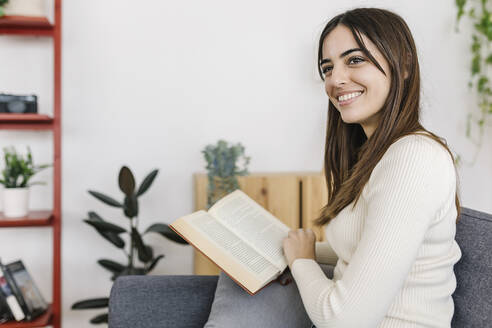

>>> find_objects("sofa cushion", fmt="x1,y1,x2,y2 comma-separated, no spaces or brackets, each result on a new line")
108,275,218,328
451,207,492,327
204,264,334,328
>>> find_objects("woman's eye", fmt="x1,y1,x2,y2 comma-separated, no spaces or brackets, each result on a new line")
322,66,333,74
349,56,364,64
322,57,364,75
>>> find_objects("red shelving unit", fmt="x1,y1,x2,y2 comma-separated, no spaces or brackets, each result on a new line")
0,1,62,327
0,16,53,36
0,114,54,130
0,211,53,227
0,306,52,328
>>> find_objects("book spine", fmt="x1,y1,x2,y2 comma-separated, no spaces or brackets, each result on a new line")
0,291,12,323
0,262,31,321
0,267,25,321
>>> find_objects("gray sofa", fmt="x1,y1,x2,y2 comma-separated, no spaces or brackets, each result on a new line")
108,207,492,328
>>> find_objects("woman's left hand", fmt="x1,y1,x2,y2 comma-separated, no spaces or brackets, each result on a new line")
282,229,316,269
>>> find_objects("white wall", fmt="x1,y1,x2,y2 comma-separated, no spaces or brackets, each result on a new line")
0,0,490,327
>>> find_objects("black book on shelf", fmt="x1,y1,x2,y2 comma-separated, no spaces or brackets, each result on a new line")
0,290,14,323
6,260,48,321
0,259,25,321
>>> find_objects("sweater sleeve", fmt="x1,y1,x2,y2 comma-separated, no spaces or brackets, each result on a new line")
290,136,455,328
315,241,338,265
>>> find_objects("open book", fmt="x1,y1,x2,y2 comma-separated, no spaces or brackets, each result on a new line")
170,189,291,295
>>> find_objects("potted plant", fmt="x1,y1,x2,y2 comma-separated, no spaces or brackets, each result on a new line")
71,166,188,325
0,0,8,17
202,139,251,208
1,0,45,17
0,146,51,218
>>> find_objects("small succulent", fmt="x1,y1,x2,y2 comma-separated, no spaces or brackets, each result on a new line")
202,140,250,208
0,146,51,189
71,166,188,325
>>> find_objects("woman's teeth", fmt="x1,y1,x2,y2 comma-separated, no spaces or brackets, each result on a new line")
338,91,362,102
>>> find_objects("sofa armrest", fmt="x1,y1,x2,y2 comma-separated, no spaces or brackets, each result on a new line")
108,275,218,328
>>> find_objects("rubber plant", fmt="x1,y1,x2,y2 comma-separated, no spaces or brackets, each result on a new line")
202,139,250,209
0,0,8,17
71,166,187,325
455,0,492,165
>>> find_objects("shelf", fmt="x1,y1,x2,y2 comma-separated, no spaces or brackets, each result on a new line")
0,114,54,130
0,210,53,227
0,304,52,327
0,16,54,37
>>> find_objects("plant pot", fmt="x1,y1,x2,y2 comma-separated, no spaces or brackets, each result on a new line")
207,176,239,208
3,187,29,218
3,0,45,17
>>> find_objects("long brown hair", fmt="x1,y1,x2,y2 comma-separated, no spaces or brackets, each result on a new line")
314,8,461,226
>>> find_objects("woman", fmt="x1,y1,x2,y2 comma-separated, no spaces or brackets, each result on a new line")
282,8,462,328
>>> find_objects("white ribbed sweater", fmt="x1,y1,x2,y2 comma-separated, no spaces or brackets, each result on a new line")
291,134,462,328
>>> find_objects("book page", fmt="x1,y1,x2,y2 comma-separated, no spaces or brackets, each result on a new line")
172,210,280,293
209,190,290,270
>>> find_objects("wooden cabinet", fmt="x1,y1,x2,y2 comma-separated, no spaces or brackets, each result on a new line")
193,172,327,275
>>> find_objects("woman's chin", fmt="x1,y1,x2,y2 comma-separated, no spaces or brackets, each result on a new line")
340,115,360,125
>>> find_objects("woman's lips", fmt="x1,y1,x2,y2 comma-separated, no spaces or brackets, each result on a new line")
337,91,363,107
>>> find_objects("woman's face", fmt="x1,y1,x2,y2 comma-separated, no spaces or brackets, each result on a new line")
320,24,391,138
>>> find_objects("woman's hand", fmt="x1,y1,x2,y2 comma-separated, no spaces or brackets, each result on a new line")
282,229,316,269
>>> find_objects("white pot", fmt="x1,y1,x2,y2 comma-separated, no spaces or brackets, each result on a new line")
3,188,29,218
3,0,46,17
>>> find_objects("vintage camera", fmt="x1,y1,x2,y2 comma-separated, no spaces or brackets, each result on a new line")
0,94,38,114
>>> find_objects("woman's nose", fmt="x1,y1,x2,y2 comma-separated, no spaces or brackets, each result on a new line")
330,65,348,86
325,66,348,95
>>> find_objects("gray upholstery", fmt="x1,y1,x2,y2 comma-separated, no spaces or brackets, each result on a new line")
108,207,492,328
451,207,492,327
109,275,218,328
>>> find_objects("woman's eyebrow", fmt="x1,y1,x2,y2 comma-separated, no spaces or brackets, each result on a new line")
320,48,363,65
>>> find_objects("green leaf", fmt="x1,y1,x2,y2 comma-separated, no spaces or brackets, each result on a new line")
136,169,159,197
147,254,165,273
471,35,480,52
97,259,126,274
144,245,154,263
88,190,123,208
84,219,127,234
145,223,188,244
86,212,126,248
486,54,492,64
98,230,125,249
472,54,481,75
118,166,135,196
72,297,109,310
123,194,138,218
88,211,104,221
477,75,489,92
90,313,108,324
456,0,467,22
131,228,153,262
89,211,125,248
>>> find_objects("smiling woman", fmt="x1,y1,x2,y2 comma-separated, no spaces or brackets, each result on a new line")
319,24,392,138
281,7,463,328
